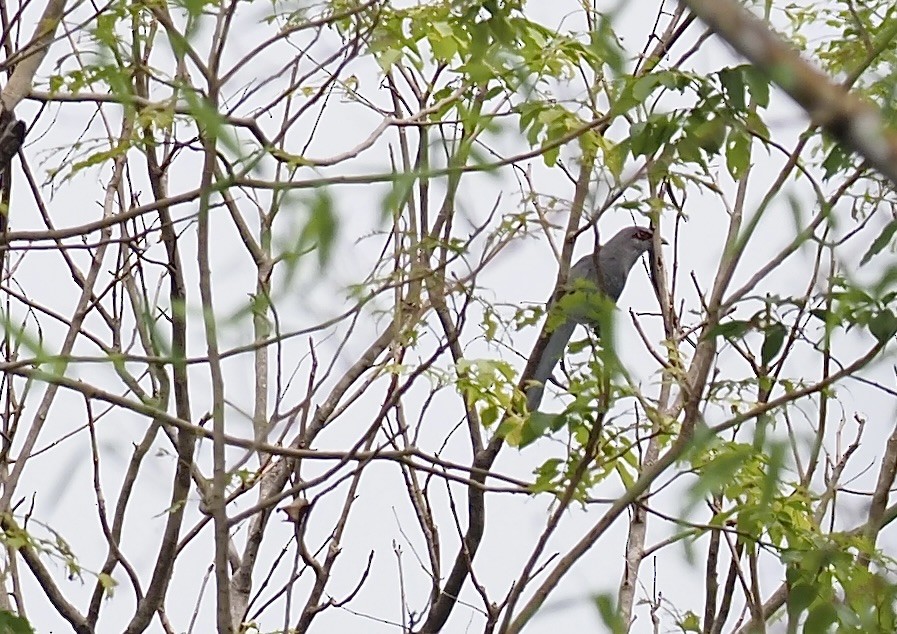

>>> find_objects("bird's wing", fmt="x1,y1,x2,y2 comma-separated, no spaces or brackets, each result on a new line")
522,227,654,413
525,256,604,412
525,315,577,412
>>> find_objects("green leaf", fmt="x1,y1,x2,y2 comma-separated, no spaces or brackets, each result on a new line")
690,444,752,498
94,11,122,51
677,136,702,164
183,0,211,19
432,21,452,37
787,581,817,616
377,48,402,70
481,404,499,429
588,18,625,76
611,82,638,116
605,139,628,177
743,66,770,108
691,116,726,154
628,121,647,156
183,90,238,153
708,319,752,341
614,460,635,489
869,309,897,344
677,611,701,633
69,141,129,175
725,129,752,180
519,411,563,448
541,142,559,167
821,144,851,180
98,572,118,597
0,611,34,634
804,601,837,632
809,308,829,322
299,190,338,267
632,74,660,102
761,323,787,366
530,458,561,493
744,110,770,139
718,67,746,111
430,33,458,61
860,219,897,266
593,592,626,634
0,314,61,374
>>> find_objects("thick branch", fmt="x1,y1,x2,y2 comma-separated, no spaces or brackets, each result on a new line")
680,0,897,185
1,0,67,111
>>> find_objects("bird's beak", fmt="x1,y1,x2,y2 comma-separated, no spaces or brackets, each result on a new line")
660,237,669,246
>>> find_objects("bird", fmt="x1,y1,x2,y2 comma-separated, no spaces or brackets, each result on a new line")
0,109,24,168
525,226,659,412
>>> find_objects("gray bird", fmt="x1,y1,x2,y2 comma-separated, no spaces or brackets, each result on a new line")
525,226,659,411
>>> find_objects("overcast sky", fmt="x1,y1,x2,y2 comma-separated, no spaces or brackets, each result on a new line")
5,1,895,632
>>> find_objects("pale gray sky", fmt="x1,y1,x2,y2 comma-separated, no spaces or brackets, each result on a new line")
5,1,895,633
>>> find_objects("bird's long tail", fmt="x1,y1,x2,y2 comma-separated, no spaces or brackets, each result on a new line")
525,319,577,412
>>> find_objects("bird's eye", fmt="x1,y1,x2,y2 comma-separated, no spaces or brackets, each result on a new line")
636,229,652,241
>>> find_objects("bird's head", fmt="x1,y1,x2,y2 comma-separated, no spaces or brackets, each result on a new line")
610,225,664,257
